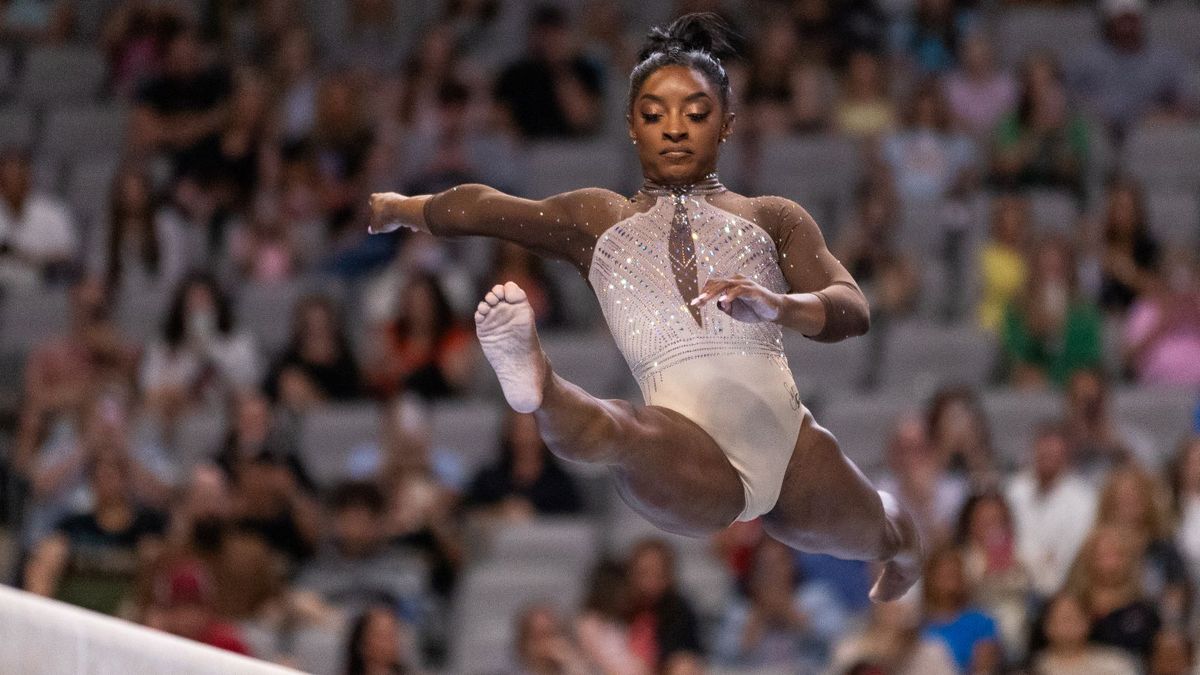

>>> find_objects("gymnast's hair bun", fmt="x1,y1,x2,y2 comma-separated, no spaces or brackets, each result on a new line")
637,12,738,64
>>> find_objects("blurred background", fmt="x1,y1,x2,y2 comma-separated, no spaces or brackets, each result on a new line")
0,0,1199,673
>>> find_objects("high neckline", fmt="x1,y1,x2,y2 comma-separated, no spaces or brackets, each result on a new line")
639,172,726,197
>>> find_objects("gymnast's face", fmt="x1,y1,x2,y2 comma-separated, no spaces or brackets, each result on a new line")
629,65,733,186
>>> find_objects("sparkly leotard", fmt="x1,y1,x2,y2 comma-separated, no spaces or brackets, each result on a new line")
423,174,867,521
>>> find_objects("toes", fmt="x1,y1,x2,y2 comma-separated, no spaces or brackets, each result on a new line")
503,281,527,303
475,301,491,317
474,310,486,324
491,283,505,299
485,291,500,305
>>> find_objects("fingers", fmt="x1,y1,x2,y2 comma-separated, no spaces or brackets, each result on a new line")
692,276,750,306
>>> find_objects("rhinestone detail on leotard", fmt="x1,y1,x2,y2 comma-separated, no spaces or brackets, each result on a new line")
589,178,791,393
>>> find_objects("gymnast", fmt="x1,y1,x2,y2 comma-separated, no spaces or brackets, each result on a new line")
368,13,922,601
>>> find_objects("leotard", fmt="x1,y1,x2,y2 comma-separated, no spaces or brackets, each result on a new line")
423,174,868,521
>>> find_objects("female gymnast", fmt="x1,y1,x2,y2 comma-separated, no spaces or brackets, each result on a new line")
368,13,921,602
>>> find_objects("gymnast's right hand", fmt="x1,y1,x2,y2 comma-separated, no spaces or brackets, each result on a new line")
368,192,427,234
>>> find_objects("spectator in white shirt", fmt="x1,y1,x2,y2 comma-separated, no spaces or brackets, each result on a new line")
1006,421,1099,597
0,148,78,287
140,271,261,418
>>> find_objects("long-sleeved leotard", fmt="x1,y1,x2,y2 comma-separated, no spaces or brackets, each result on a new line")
423,175,868,520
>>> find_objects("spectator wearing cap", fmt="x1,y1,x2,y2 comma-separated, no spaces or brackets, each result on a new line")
144,559,250,655
296,481,430,619
0,148,79,287
493,5,603,139
1069,0,1189,138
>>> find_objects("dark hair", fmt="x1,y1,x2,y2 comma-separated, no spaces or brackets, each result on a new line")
394,272,456,340
1016,51,1064,129
287,294,351,358
105,164,160,289
629,12,739,112
329,480,386,515
581,559,628,619
163,271,234,348
1103,175,1153,250
952,490,1014,546
343,603,405,675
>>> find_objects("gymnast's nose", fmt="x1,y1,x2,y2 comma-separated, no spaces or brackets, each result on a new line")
663,128,687,143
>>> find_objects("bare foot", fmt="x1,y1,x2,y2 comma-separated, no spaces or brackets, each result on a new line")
475,282,549,414
869,491,923,603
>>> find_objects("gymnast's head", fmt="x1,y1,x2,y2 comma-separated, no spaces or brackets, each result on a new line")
628,12,738,186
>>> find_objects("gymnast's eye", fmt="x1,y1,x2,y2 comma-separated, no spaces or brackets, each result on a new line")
641,113,662,123
687,112,710,122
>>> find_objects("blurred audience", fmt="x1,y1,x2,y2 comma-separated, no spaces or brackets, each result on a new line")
139,272,262,416
93,164,194,292
943,32,1016,138
876,414,968,546
1122,249,1200,388
926,386,997,484
509,603,591,675
954,491,1032,659
343,603,422,675
0,148,79,287
1006,422,1098,597
881,82,978,203
1030,591,1140,675
1098,177,1160,314
1000,236,1102,388
991,52,1089,197
24,445,166,617
144,559,250,655
493,5,602,139
575,559,648,675
714,537,847,668
829,599,958,674
919,545,1002,673
625,538,704,672
264,295,363,408
1064,524,1163,660
977,194,1030,334
834,50,898,138
365,272,475,401
1070,0,1188,138
464,410,583,521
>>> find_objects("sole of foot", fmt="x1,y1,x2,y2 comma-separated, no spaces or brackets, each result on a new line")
475,281,548,414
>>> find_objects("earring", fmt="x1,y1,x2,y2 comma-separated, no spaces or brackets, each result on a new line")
632,139,637,145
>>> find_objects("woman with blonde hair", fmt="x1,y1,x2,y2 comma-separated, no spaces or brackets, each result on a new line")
1095,465,1192,624
1064,524,1162,660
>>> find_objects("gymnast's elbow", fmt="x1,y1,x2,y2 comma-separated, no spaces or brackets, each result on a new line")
808,292,870,343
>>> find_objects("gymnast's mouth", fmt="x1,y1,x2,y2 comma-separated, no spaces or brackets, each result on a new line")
660,148,693,158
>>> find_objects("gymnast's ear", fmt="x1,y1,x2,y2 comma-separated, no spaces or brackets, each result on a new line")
720,111,736,143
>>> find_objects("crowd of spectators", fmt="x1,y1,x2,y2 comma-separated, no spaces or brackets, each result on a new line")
1,0,1199,673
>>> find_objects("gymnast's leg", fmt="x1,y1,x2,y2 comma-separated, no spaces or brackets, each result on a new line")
762,411,922,602
474,282,745,535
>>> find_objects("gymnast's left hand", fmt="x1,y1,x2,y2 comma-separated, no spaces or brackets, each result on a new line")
691,274,782,324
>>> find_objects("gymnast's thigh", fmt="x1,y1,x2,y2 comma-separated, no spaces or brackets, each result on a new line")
606,402,745,537
764,410,886,551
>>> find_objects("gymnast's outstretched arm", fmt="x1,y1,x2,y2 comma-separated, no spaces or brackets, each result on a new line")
694,195,870,342
369,185,616,271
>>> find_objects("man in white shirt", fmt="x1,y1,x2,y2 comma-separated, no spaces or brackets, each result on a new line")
0,149,78,287
1006,422,1098,597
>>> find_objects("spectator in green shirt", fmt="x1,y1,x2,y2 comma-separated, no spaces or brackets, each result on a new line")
991,52,1089,198
1002,236,1103,388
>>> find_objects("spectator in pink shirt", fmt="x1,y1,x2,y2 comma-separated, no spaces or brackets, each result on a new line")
1123,249,1200,387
